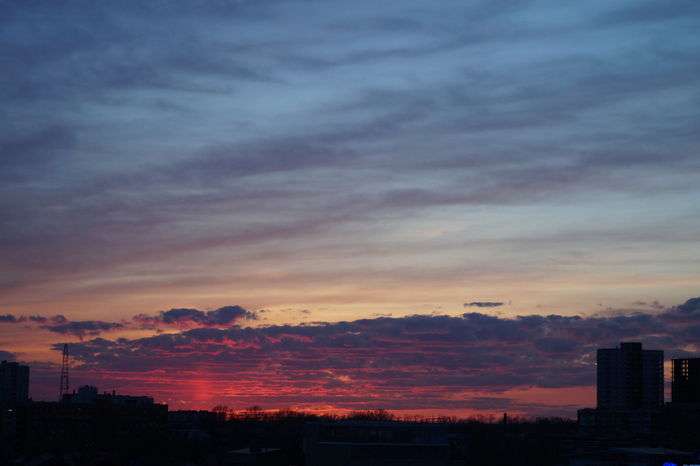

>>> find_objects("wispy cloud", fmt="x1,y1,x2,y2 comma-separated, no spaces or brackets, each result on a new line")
464,302,505,308
1,1,698,306
0,312,117,339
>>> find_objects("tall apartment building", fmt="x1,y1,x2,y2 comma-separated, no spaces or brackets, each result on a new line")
0,360,30,405
597,342,663,410
672,358,700,404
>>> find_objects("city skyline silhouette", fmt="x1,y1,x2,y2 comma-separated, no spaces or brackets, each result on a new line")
2,0,699,464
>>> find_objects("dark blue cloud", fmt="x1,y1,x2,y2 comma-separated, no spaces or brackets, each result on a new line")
464,302,504,308
0,313,68,325
135,305,256,328
676,297,700,314
534,337,578,354
44,320,124,339
0,125,76,180
0,314,23,323
0,311,118,337
599,0,700,25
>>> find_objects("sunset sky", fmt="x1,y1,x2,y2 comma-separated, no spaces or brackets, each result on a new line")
1,0,699,417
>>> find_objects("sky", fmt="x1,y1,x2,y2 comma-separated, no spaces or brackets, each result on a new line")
1,0,699,417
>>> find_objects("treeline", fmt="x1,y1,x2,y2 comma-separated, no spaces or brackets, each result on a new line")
210,405,574,425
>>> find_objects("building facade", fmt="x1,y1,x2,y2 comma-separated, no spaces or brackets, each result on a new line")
0,361,29,405
596,342,663,410
672,358,700,404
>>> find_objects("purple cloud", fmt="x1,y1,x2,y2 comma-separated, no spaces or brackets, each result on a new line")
464,302,505,308
44,320,123,339
134,305,256,329
0,314,24,323
55,297,700,414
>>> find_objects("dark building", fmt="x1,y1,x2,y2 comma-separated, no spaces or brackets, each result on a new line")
168,409,225,442
19,392,168,456
597,342,663,410
0,361,29,406
62,384,156,407
578,344,700,454
672,358,700,404
303,420,450,466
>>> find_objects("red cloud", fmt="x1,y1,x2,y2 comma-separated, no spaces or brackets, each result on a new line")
50,297,700,416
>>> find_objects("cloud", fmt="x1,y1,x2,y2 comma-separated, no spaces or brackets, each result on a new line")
50,315,68,324
0,314,24,323
56,297,700,414
43,320,123,339
599,0,700,25
134,305,256,329
464,302,504,308
0,125,76,181
676,297,700,314
0,350,16,361
0,313,70,326
0,306,253,340
632,301,664,310
533,337,578,354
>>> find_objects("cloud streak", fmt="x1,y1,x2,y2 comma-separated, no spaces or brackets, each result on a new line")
43,320,124,339
464,302,505,308
0,312,117,339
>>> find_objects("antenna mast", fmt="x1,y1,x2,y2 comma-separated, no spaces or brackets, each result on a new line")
59,343,69,400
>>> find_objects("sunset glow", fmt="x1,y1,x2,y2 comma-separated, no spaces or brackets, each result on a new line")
1,0,699,418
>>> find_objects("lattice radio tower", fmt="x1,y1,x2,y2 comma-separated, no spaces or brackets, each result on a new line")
59,343,69,400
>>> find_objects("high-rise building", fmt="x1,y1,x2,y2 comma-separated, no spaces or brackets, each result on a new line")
672,358,700,404
597,342,663,410
0,360,30,405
